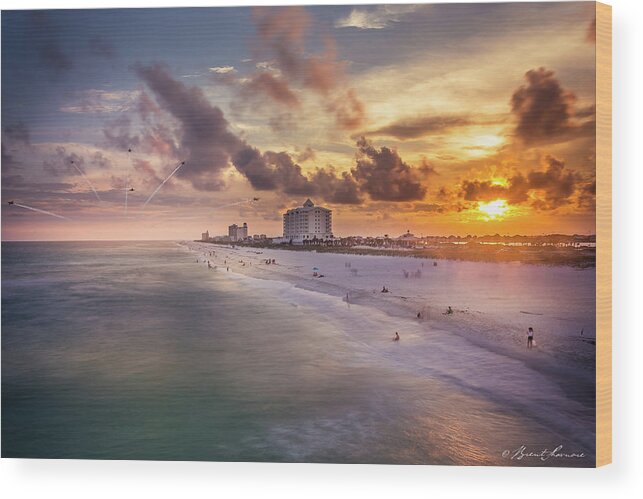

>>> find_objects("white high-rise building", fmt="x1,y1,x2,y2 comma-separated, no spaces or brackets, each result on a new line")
283,199,332,243
228,222,248,242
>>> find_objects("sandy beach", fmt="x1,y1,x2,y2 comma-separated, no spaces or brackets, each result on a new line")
184,240,597,462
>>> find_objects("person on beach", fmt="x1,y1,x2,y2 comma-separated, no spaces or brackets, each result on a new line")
393,332,400,341
527,327,534,348
446,306,453,315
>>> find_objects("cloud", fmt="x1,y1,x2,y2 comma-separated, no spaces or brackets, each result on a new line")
527,156,577,209
413,202,444,213
42,146,86,176
209,66,237,74
460,155,586,210
510,67,594,145
351,137,427,201
362,114,471,140
240,72,300,107
335,5,420,29
102,116,140,151
60,89,138,114
327,89,365,130
136,63,246,191
244,6,365,129
295,146,316,163
231,146,278,191
90,151,112,169
232,146,362,204
311,167,362,204
134,66,421,206
133,159,164,189
137,92,161,121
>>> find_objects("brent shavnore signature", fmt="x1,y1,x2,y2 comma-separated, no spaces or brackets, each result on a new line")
502,445,587,462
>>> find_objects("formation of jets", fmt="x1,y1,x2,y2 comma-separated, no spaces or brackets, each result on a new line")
7,149,262,219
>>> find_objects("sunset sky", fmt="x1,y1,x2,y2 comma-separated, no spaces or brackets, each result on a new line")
1,2,597,241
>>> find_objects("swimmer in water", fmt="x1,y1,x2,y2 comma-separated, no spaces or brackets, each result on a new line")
393,332,400,341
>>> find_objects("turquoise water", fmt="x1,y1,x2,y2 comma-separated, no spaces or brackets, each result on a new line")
1,241,595,465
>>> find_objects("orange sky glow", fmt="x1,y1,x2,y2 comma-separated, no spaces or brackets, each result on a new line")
2,3,597,241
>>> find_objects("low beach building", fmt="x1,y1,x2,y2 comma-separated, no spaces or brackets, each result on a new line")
282,199,333,244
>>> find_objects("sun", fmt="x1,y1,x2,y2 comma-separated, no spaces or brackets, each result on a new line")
478,199,509,220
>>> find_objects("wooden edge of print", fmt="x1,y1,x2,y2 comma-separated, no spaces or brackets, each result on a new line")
595,1,612,468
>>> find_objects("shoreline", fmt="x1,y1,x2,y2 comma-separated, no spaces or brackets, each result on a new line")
193,240,596,269
183,241,596,393
182,240,597,459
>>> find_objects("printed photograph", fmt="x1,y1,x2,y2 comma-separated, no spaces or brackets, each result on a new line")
2,2,598,465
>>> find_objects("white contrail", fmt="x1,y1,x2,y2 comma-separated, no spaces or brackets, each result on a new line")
70,161,101,201
13,203,70,220
212,198,256,210
125,187,134,215
142,161,185,208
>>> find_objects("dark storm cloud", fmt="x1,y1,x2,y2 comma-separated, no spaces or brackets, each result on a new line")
510,67,594,145
351,137,427,202
460,155,585,210
135,66,425,205
527,156,577,209
262,151,315,195
136,63,246,191
363,114,472,140
231,146,278,191
461,176,529,205
311,167,362,204
231,147,315,195
136,65,359,201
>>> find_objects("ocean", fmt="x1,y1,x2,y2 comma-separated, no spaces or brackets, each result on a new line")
2,241,595,465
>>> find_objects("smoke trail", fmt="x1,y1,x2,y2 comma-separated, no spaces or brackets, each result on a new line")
212,198,257,210
12,203,70,220
142,161,185,208
70,161,101,201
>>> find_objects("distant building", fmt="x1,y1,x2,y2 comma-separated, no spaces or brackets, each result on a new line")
283,199,332,244
228,222,248,242
397,230,421,247
201,230,210,242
